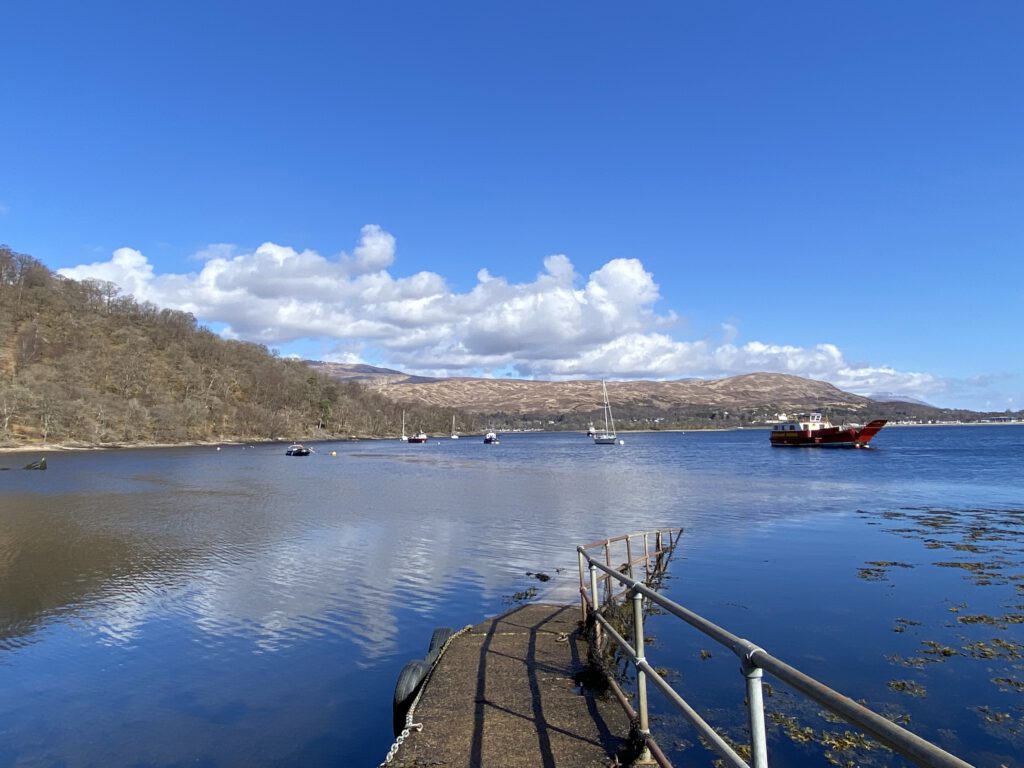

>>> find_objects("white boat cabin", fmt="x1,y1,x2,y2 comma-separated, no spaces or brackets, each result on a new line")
772,413,832,432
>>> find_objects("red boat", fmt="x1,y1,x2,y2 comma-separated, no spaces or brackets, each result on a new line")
770,413,887,448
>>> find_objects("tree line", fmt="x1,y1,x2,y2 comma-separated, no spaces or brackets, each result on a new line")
0,245,460,447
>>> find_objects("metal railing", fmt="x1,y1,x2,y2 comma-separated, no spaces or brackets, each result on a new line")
577,530,975,768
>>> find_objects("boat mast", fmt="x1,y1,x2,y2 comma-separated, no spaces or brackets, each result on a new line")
606,381,616,436
602,380,615,436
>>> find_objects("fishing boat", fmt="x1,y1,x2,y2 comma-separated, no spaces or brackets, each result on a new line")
586,422,597,437
407,431,429,444
285,443,311,456
770,413,887,448
593,380,620,445
483,431,499,444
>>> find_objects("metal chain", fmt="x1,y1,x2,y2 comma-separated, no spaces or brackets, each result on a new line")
379,722,423,766
378,625,473,767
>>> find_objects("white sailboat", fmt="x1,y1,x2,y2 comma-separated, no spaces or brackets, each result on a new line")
593,380,621,445
399,411,408,441
450,415,459,439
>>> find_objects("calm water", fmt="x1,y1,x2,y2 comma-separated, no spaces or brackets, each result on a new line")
1,426,1022,767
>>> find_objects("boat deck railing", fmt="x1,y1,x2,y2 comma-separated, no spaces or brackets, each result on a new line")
577,530,974,768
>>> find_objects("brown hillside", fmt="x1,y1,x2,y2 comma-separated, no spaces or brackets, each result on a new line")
309,364,872,415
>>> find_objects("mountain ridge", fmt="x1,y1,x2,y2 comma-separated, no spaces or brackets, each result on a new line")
310,363,875,415
310,363,1012,428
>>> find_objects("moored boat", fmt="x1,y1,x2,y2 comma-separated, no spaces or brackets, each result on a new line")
593,380,621,445
770,413,887,448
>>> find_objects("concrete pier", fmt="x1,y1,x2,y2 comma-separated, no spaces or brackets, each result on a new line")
389,603,633,767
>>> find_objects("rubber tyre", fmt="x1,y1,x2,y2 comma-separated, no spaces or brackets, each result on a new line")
426,627,455,664
393,659,428,736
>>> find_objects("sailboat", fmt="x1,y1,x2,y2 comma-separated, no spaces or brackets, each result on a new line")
593,380,621,445
450,415,459,439
399,411,408,442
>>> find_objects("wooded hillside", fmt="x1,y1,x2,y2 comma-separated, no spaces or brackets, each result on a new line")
0,246,454,447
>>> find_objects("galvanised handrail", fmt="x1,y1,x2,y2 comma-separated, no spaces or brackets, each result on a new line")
576,529,682,765
578,539,975,768
577,529,680,619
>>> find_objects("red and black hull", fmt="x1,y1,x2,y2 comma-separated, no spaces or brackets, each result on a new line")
770,420,887,448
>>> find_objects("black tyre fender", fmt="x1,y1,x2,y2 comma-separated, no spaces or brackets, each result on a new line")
393,659,429,735
426,627,456,664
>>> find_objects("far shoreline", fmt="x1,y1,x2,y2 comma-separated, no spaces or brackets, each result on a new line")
2,421,1021,457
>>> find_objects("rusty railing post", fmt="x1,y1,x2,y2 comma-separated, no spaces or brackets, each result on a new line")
633,590,654,764
604,539,613,606
578,548,588,623
643,532,651,581
589,563,602,647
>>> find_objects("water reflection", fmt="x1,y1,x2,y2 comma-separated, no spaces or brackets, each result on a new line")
4,430,1020,658
1,428,1022,766
1,436,705,658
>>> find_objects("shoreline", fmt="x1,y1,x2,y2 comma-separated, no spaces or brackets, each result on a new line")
2,421,1020,456
0,440,252,456
0,434,407,455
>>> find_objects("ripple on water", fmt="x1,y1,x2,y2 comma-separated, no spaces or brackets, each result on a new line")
2,428,1022,767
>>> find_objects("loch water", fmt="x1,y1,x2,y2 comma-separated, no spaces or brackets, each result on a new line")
1,426,1022,767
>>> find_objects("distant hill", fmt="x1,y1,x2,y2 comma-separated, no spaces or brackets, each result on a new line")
309,363,913,428
867,392,933,406
309,363,1018,429
310,363,869,412
310,361,438,385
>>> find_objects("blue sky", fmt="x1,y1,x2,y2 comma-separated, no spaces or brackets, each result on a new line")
2,2,1022,411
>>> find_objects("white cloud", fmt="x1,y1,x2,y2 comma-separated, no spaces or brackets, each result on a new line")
342,224,396,274
57,225,951,403
60,247,157,299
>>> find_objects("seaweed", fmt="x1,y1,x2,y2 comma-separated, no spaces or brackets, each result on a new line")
991,677,1024,693
892,618,922,633
887,679,928,697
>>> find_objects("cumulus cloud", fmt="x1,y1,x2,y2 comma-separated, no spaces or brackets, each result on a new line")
57,225,948,402
60,247,157,299
342,224,396,274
